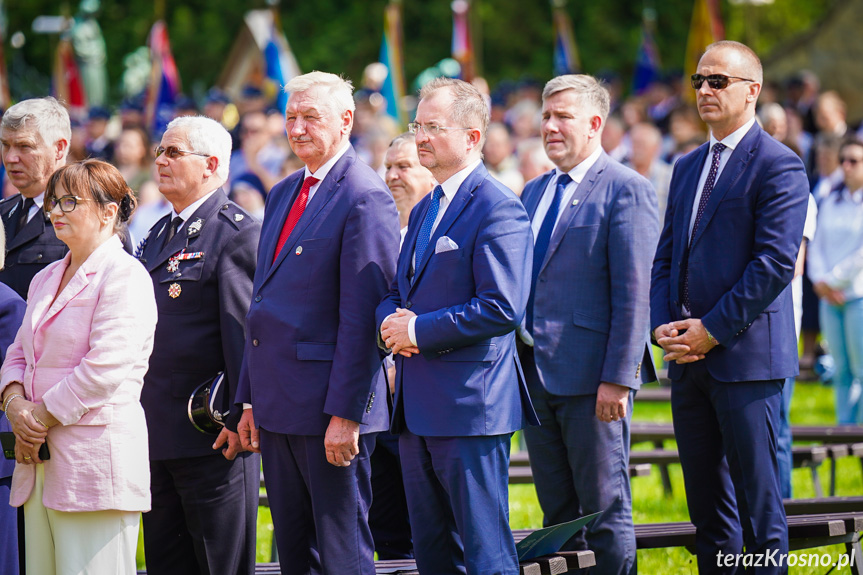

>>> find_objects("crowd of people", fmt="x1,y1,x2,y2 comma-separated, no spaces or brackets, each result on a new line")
0,37,858,575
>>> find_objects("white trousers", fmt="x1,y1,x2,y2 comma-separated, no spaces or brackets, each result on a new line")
23,465,140,575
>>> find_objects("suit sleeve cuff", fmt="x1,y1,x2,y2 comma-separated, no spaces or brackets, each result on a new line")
408,316,418,347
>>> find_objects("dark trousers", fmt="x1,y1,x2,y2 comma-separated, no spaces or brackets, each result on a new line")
143,451,260,575
672,362,787,574
0,476,19,575
521,349,636,575
399,429,517,575
259,429,377,575
369,430,413,559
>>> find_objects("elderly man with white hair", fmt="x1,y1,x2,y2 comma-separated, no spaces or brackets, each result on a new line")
137,115,262,575
236,72,399,575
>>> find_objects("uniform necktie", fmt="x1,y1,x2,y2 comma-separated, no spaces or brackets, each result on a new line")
527,173,572,332
413,185,444,272
682,142,726,311
7,197,35,242
166,216,183,244
274,176,319,263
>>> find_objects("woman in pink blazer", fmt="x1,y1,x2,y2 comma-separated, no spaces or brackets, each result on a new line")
0,160,157,575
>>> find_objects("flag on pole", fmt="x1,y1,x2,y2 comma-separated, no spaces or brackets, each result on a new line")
632,10,661,94
552,3,580,76
53,38,87,113
145,21,181,138
379,2,406,126
451,0,475,81
263,11,300,114
683,0,724,102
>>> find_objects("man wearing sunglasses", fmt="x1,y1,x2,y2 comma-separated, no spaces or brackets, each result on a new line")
651,41,809,573
137,116,261,575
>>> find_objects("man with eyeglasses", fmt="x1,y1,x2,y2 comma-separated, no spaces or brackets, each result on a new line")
376,77,536,574
137,115,261,575
651,41,809,573
0,97,71,301
236,71,399,575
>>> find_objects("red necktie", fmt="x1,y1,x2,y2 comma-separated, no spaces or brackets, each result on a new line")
273,176,319,263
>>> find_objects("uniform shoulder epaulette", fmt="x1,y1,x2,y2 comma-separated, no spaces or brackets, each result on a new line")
217,202,253,230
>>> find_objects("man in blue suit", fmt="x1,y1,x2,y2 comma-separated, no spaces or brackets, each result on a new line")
519,75,659,575
376,77,536,575
236,72,399,575
651,41,809,574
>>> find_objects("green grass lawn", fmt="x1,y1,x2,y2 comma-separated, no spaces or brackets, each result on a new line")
137,380,860,572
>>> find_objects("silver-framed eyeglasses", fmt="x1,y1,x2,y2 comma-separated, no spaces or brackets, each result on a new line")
154,145,211,160
407,122,472,136
45,195,96,214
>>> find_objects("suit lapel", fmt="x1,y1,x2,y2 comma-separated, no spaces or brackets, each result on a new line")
677,144,710,245
521,170,555,220
408,164,484,292
690,125,760,249
259,172,303,276
144,190,227,272
8,210,50,251
398,195,427,297
540,154,607,273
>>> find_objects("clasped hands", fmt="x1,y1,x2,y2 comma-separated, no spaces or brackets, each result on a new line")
380,308,419,357
654,318,717,364
3,384,55,465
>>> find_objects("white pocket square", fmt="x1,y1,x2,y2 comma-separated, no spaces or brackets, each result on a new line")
435,236,460,254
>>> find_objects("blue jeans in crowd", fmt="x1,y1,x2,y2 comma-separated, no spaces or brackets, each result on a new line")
776,377,794,499
819,298,863,425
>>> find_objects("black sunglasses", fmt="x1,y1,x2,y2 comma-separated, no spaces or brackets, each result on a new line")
691,74,754,90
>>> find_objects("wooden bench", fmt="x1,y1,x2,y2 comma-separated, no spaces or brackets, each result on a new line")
632,513,863,574
784,496,863,516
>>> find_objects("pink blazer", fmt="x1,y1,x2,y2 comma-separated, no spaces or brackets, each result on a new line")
0,235,157,512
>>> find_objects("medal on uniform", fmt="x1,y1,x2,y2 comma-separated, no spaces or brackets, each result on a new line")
166,250,204,273
168,283,182,298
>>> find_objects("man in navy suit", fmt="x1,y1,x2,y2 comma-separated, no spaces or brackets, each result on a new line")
651,41,809,573
236,72,399,575
376,77,536,575
519,75,659,575
139,116,261,575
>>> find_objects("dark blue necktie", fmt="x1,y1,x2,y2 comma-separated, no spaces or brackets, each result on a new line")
682,142,726,311
414,185,444,273
527,173,572,332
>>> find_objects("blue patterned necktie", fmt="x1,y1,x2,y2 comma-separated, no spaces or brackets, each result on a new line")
414,185,444,273
682,142,726,311
527,173,572,332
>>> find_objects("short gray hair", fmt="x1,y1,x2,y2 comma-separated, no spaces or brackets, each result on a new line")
285,71,356,116
165,116,232,183
542,75,610,123
389,132,416,149
419,77,490,145
703,41,763,84
1,97,71,159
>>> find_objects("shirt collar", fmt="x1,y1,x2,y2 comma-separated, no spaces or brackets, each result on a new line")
305,141,351,182
709,116,756,152
556,145,603,184
172,189,217,222
439,159,482,202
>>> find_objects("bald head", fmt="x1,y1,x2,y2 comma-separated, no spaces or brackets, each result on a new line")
702,41,763,84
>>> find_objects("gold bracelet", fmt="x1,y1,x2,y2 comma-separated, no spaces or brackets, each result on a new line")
2,393,23,413
31,410,48,429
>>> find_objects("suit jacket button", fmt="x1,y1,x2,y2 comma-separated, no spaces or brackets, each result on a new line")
36,254,43,260
252,339,259,347
405,301,412,309
255,295,262,302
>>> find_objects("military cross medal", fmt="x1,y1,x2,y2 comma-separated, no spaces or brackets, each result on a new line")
168,283,182,299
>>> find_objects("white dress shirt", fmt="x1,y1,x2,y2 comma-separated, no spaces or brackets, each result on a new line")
808,185,863,301
688,117,757,240
530,145,602,242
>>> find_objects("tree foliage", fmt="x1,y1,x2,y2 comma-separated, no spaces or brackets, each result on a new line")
3,0,835,105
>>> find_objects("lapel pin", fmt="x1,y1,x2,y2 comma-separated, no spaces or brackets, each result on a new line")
234,213,244,222
168,283,182,299
572,199,579,206
187,218,203,235
295,246,303,255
